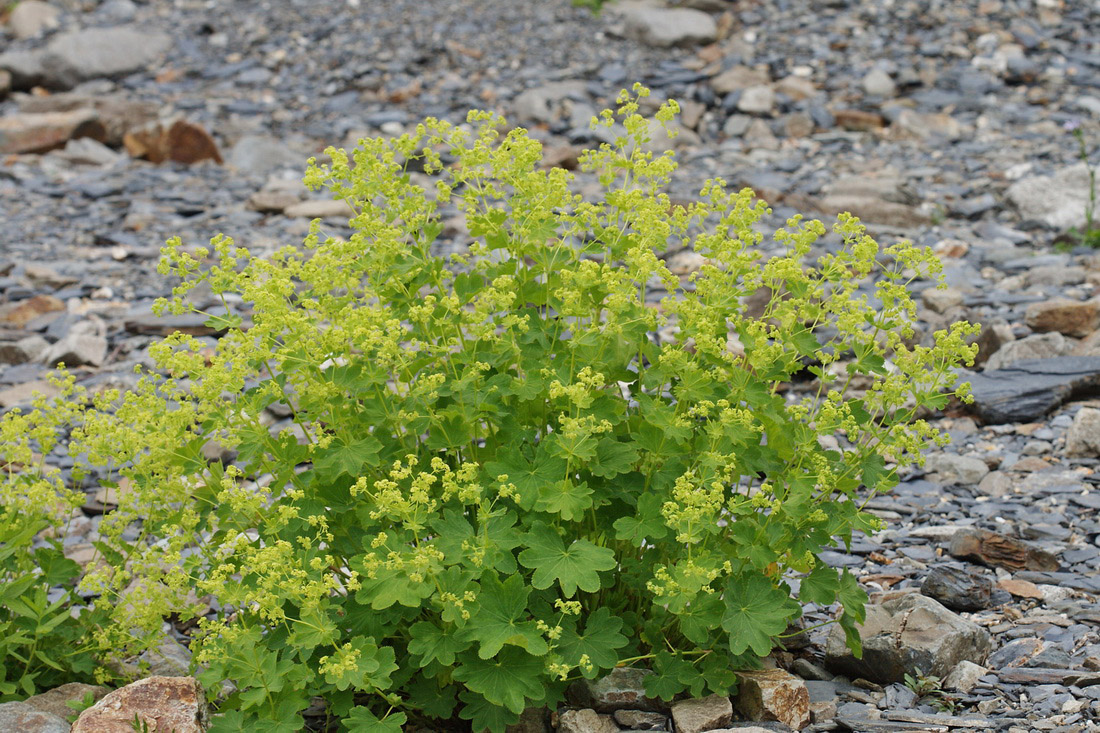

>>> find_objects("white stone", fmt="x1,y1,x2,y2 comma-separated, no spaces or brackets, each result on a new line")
1007,163,1092,230
862,68,897,97
737,85,776,115
621,7,718,48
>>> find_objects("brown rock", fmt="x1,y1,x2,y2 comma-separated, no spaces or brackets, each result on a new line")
833,109,886,131
997,578,1044,599
1025,298,1100,338
23,682,111,719
0,109,106,154
948,528,1060,572
0,294,64,328
611,710,666,729
735,669,811,730
71,676,209,733
0,69,11,100
507,707,549,733
568,667,666,713
670,694,732,733
20,94,159,146
124,118,222,165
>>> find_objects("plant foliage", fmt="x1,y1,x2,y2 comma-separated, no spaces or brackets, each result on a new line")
2,86,977,730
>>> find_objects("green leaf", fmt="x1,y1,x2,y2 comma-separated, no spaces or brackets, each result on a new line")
721,572,800,657
535,479,593,521
612,493,669,547
458,573,548,659
345,708,407,733
518,523,616,597
408,621,468,668
457,689,522,733
314,435,382,479
556,607,627,676
545,431,598,463
675,593,724,647
453,648,544,714
484,449,565,510
837,568,867,625
588,438,639,479
800,565,840,606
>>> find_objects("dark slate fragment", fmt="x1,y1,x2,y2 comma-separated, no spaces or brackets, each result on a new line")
921,565,993,611
965,357,1100,423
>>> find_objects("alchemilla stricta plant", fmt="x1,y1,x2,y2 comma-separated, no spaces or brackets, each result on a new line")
2,85,977,730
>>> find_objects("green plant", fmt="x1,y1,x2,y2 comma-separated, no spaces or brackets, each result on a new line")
0,377,105,699
14,86,976,731
1066,120,1100,248
904,669,956,712
65,690,100,723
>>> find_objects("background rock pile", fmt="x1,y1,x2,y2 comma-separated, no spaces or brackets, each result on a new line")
0,0,1099,731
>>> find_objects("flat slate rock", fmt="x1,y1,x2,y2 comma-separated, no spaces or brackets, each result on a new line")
964,357,1100,423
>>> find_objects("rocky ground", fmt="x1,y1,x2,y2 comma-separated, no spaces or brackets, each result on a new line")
1,0,1100,731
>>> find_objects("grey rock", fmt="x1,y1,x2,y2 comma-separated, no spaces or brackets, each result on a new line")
965,357,1100,423
824,592,992,683
924,453,989,485
0,49,46,89
670,694,733,733
1065,406,1100,457
226,136,304,176
9,1,61,39
921,287,964,315
0,335,49,364
620,7,718,48
985,332,1072,370
43,333,108,368
39,26,172,89
570,667,666,713
0,701,70,733
711,66,770,95
942,661,987,693
559,709,619,733
737,85,776,115
920,566,993,612
862,68,897,97
612,710,666,730
1006,163,1093,230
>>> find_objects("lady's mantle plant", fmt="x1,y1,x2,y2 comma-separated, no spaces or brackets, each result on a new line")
19,87,976,731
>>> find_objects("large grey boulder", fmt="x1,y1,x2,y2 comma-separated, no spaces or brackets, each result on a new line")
985,332,1073,370
965,356,1100,423
825,592,992,683
38,26,171,89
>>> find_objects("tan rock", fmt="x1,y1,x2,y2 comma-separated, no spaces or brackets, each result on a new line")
1025,298,1100,338
711,65,770,95
1065,406,1100,457
71,677,209,733
670,694,732,733
997,578,1044,599
557,709,618,733
247,190,301,214
0,109,106,154
124,118,222,165
0,379,61,408
283,199,357,219
9,1,61,39
735,668,811,730
23,682,111,719
20,94,159,146
819,195,930,228
775,75,817,101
